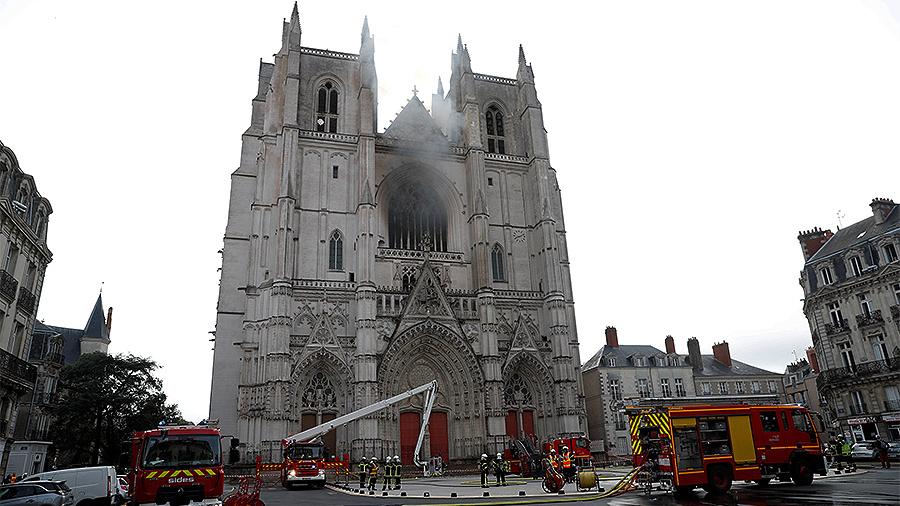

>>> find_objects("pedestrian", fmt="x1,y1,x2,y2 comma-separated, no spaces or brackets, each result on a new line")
367,457,379,491
393,456,402,490
358,456,368,489
493,453,508,486
479,454,490,488
874,435,891,469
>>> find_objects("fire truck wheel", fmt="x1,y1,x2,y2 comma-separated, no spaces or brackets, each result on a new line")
674,485,695,496
790,460,814,486
703,466,733,494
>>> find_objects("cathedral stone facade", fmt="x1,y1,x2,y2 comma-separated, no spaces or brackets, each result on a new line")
209,5,585,462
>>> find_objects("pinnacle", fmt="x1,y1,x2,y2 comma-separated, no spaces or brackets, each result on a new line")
457,33,463,52
362,15,370,40
518,44,526,65
290,1,299,24
436,76,444,97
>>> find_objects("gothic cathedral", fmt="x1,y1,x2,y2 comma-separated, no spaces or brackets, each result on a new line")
209,5,586,462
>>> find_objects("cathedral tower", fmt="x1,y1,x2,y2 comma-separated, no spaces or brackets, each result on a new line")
209,5,585,462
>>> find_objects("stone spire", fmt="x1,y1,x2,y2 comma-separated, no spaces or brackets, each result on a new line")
516,43,534,84
361,15,370,42
436,76,444,97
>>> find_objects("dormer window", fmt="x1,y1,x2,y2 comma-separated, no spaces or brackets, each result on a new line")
315,81,339,133
607,357,616,367
820,266,834,286
849,256,863,277
485,106,505,154
633,356,645,367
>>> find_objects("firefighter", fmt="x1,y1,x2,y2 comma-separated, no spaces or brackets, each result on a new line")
548,448,559,471
358,456,368,489
840,437,856,472
493,453,508,486
479,454,490,487
560,445,575,482
381,457,391,491
393,456,402,489
367,457,380,491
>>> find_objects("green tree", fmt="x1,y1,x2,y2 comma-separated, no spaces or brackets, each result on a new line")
49,352,186,467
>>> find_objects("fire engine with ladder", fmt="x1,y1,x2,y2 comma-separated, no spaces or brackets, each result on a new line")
626,403,827,495
277,381,438,489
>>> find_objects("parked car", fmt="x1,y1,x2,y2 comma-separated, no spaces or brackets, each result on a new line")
0,483,67,506
850,442,876,459
21,482,73,506
23,467,118,506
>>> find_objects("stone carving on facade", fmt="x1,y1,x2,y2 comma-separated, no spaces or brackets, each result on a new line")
461,322,479,343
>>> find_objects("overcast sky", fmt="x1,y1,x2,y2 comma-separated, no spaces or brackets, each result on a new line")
1,1,898,423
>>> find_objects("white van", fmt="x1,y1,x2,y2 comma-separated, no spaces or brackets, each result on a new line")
24,466,120,506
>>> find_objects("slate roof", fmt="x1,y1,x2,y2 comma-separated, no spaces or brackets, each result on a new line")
582,344,777,377
693,355,777,377
39,323,84,365
582,344,674,371
806,204,899,264
83,294,109,341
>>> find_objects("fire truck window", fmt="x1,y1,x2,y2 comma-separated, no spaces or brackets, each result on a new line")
143,435,221,468
286,445,325,460
791,410,810,432
781,411,790,432
698,418,731,456
673,427,701,470
761,411,779,432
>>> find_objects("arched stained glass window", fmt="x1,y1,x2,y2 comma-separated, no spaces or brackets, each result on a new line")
328,230,343,270
491,243,505,282
485,105,506,154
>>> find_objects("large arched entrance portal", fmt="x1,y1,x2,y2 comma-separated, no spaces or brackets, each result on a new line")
379,320,484,462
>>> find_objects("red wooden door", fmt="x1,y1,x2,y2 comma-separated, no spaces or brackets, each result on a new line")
506,410,519,437
429,412,449,462
522,410,535,437
321,412,337,457
400,412,420,464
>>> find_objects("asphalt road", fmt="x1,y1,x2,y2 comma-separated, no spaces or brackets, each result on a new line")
258,467,900,506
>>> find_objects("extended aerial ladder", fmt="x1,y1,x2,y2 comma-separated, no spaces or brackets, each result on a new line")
282,381,438,467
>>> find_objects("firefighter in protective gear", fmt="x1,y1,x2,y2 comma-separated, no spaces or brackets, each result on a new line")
840,438,856,472
367,457,380,491
479,454,490,487
358,457,369,489
493,453,509,486
393,456,402,489
548,448,559,470
381,457,392,491
560,445,575,482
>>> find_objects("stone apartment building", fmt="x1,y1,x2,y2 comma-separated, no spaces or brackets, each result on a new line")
209,5,585,462
582,328,782,457
782,348,823,417
8,295,112,475
0,141,52,474
798,197,900,442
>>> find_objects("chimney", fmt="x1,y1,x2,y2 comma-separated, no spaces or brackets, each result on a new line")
664,335,675,354
870,197,896,225
712,341,732,368
797,227,833,261
605,326,619,348
806,346,819,374
106,307,113,334
687,337,702,371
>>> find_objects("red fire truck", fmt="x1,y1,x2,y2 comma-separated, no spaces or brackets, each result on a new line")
126,424,225,506
627,404,826,494
544,436,592,468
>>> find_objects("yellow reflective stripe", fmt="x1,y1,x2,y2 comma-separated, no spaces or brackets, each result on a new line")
182,470,192,477
158,471,170,478
207,469,216,476
146,472,157,479
170,470,181,477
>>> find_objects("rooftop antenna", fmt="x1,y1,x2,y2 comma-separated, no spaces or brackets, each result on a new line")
836,210,845,229
100,281,104,294
792,349,799,362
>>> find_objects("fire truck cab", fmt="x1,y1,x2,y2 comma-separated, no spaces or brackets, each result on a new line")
543,436,592,467
627,404,826,494
280,442,329,489
126,425,225,506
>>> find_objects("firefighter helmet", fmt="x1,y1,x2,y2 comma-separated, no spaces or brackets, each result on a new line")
481,453,488,459
561,445,569,452
496,453,502,459
549,448,556,454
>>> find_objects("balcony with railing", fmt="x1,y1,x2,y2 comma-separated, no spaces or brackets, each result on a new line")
0,270,17,302
816,357,900,392
855,310,884,328
885,399,900,412
17,286,36,315
824,318,850,336
0,347,37,390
